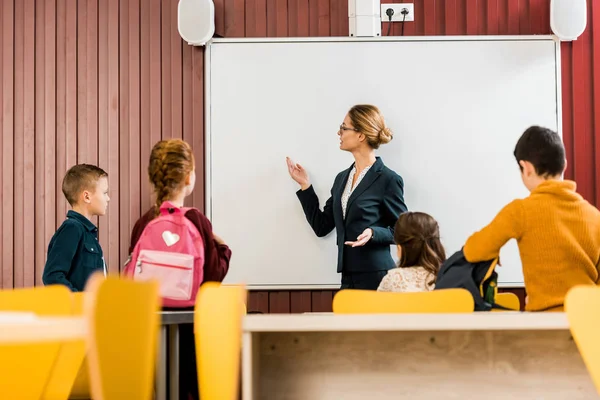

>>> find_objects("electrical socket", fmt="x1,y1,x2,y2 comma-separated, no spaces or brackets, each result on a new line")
380,3,414,22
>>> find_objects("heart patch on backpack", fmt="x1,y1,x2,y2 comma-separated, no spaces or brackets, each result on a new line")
162,231,180,247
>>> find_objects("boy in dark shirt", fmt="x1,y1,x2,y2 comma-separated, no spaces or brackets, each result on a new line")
43,164,110,291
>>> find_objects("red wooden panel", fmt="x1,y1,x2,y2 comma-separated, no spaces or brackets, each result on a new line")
572,28,595,202
507,0,520,34
528,0,545,35
182,44,193,194
35,0,58,285
487,0,499,34
290,291,312,313
0,0,7,288
249,291,270,313
246,0,267,37
412,0,424,36
329,0,347,37
77,0,89,165
23,0,35,287
311,291,335,312
119,0,132,267
593,0,600,204
445,0,458,35
498,0,509,34
140,0,152,214
436,0,445,35
309,0,330,37
465,0,478,36
2,0,15,288
214,0,225,37
14,0,24,287
267,0,288,37
162,0,172,139
423,0,436,36
518,0,530,35
98,0,110,271
149,0,162,179
87,0,99,168
561,44,574,181
170,0,183,140
289,0,310,37
129,0,141,239
456,0,468,35
225,0,245,37
191,47,205,210
477,0,486,34
65,0,77,215
107,0,121,273
269,291,291,313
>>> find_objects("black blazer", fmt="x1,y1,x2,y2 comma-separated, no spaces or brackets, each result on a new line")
296,157,407,273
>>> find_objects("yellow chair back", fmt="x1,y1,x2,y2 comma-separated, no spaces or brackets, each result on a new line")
565,285,600,395
332,288,474,313
195,282,247,400
85,274,160,400
0,285,72,400
493,292,521,312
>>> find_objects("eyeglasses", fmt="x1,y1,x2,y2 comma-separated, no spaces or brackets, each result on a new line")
339,124,358,133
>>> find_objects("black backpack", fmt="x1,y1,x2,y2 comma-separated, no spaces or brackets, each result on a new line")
434,249,512,311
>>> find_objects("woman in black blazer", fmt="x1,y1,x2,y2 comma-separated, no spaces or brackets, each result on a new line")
286,104,407,290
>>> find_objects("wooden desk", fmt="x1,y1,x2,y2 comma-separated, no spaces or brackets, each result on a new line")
242,313,595,399
0,315,85,344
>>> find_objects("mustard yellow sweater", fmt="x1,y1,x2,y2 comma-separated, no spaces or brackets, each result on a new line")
464,180,600,311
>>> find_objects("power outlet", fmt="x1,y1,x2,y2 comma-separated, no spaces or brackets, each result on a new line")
380,3,414,22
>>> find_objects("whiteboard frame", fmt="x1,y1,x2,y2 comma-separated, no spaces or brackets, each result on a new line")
204,35,562,290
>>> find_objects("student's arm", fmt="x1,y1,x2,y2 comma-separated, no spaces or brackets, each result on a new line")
186,209,232,283
296,185,336,237
370,175,408,245
42,223,83,292
463,200,525,262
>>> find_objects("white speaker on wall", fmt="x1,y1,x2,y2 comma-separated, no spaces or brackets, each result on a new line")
550,0,587,41
178,0,215,46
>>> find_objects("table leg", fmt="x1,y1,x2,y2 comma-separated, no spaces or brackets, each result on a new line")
156,325,167,400
169,324,180,400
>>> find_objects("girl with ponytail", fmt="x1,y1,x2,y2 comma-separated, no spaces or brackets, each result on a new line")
377,212,446,292
129,139,231,400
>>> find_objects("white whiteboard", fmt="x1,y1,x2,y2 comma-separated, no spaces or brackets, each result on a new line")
206,37,561,289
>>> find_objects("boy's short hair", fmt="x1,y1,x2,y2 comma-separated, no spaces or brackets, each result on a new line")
62,164,108,206
514,126,566,177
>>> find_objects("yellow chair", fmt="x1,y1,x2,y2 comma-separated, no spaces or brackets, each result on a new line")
332,288,474,313
0,285,72,400
493,292,521,312
84,274,160,400
195,282,247,400
565,285,600,394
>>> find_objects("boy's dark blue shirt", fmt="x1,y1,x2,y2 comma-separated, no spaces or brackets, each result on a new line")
43,210,105,292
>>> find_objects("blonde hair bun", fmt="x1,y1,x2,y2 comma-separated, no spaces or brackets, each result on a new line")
378,127,393,145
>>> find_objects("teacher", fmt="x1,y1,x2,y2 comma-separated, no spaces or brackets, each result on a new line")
286,104,407,290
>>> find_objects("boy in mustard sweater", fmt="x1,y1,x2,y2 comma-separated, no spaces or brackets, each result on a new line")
464,126,600,311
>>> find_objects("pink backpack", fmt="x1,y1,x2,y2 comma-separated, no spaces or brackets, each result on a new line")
124,201,205,307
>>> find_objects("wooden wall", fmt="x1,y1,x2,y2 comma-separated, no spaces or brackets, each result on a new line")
0,0,596,314
0,0,204,287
